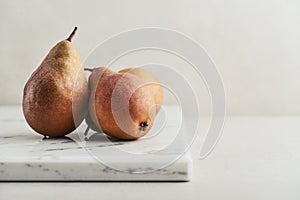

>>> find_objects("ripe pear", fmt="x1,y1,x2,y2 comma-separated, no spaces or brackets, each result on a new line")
23,27,88,137
87,67,156,140
119,68,164,114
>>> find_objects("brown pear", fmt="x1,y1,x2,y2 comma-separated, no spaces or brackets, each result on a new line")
119,68,164,114
87,67,156,140
23,27,88,137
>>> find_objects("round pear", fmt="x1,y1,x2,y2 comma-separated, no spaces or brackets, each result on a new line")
119,68,164,114
87,67,156,140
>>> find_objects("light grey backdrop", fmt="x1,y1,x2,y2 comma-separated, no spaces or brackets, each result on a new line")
0,0,299,115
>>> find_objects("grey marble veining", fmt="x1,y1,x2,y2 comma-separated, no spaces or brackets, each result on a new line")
0,106,192,181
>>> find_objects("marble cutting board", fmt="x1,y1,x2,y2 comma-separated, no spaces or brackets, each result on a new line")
0,106,192,181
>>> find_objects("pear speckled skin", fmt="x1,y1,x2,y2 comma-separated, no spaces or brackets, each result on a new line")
88,67,156,140
23,28,88,137
119,68,164,114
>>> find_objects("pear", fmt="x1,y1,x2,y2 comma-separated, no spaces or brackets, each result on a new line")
23,27,88,137
87,67,156,140
85,109,101,133
119,68,164,114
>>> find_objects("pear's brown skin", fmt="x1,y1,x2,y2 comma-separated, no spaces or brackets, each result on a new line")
23,27,88,137
88,67,156,140
119,68,164,114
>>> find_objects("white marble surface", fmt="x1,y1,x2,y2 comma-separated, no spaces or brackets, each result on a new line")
0,106,192,181
1,115,300,199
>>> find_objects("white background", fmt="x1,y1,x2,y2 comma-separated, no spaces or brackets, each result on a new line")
0,0,299,115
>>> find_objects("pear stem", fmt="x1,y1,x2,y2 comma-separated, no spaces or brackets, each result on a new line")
67,27,78,42
84,68,93,72
84,126,90,137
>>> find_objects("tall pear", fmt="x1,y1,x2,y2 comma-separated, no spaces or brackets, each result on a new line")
87,67,156,140
23,27,88,137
